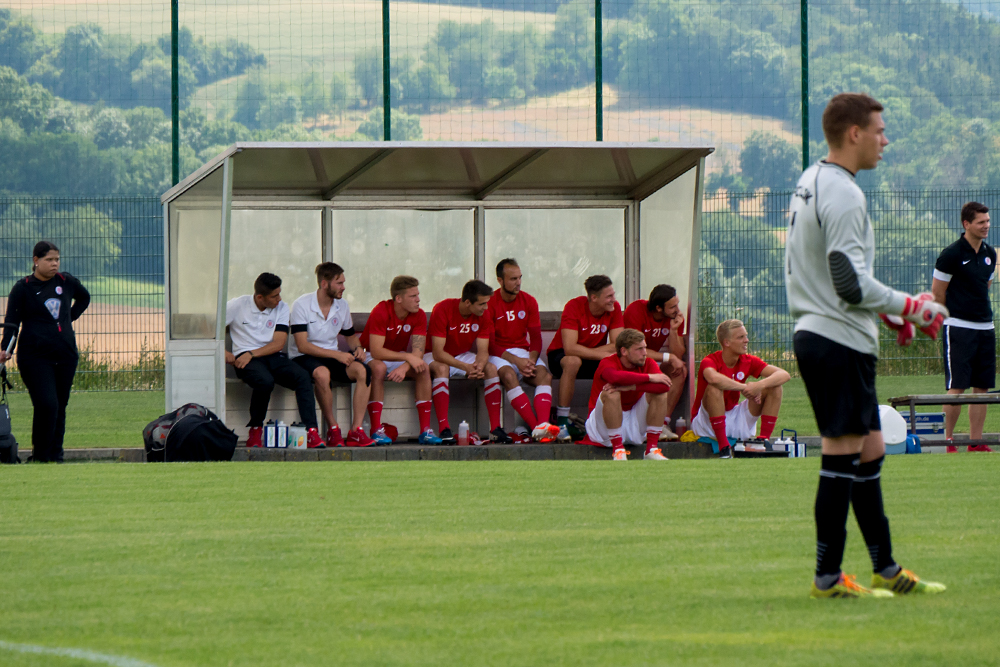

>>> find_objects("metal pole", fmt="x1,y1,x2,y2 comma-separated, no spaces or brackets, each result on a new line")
800,0,809,170
595,0,603,142
171,0,179,185
382,0,391,141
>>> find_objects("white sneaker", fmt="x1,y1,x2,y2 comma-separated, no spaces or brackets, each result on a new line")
532,422,560,442
612,448,628,461
644,447,669,460
556,424,572,442
659,426,679,441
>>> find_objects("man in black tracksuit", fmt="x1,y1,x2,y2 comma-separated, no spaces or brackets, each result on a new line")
1,242,90,463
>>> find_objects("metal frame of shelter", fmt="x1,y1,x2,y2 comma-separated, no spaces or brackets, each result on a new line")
161,142,713,420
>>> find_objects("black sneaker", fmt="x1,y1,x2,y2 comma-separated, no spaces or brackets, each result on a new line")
439,428,457,445
490,426,513,444
718,444,733,459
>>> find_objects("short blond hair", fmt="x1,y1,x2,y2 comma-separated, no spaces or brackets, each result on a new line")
390,275,419,299
716,319,744,346
615,328,645,357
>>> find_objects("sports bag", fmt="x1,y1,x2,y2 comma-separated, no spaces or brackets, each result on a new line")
144,403,236,462
0,362,19,464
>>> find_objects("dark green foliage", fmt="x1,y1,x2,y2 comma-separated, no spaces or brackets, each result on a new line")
739,132,800,192
356,107,423,141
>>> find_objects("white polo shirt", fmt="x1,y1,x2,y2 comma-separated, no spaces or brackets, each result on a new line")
288,291,354,358
225,295,290,357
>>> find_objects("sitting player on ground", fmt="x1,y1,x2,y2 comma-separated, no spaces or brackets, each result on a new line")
623,284,688,439
225,273,324,449
547,275,624,441
691,319,790,458
289,262,374,447
488,258,560,442
583,328,672,461
360,275,442,445
428,280,511,444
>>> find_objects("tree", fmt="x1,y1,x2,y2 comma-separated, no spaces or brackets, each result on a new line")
130,56,195,114
399,62,455,112
0,65,52,132
356,108,423,141
354,47,382,107
92,107,130,149
739,131,800,192
0,9,43,74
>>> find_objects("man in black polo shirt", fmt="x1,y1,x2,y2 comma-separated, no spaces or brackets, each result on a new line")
932,201,996,452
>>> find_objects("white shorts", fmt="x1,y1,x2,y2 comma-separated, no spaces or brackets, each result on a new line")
364,352,406,375
491,347,549,381
691,401,759,441
423,351,482,378
585,394,650,447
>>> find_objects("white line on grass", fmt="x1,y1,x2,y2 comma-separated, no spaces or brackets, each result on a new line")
0,640,160,667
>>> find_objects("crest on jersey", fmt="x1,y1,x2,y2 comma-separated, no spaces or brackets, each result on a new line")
518,310,526,319
600,324,607,333
266,320,274,328
736,372,745,380
403,324,411,332
45,298,60,320
332,317,339,327
55,286,63,295
661,327,669,336
987,257,993,266
472,323,479,332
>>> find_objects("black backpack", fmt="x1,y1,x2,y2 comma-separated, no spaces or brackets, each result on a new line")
144,403,237,462
0,364,19,464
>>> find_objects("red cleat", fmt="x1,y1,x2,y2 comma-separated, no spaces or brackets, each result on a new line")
345,428,374,447
945,438,957,453
306,428,326,449
326,425,345,447
969,444,994,452
246,426,263,448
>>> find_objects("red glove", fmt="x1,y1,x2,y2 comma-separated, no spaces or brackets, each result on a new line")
879,313,914,347
901,292,948,340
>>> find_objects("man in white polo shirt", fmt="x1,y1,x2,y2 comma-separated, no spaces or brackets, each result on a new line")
225,272,324,449
289,262,374,447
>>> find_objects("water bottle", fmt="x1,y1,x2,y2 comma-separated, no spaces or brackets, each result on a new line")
288,422,307,449
263,419,277,448
675,418,687,435
458,421,469,446
276,421,288,449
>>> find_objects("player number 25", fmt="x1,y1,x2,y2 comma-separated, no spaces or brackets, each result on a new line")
459,323,472,334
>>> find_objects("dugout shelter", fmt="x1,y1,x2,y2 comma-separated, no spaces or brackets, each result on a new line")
161,142,713,432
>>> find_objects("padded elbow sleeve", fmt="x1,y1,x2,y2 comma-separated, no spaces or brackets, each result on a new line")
829,251,863,305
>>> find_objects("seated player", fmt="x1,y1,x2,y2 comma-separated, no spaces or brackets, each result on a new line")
225,272,324,448
623,284,688,439
361,275,442,445
427,280,511,444
488,258,560,442
583,328,673,461
691,319,790,457
547,275,625,441
289,262,374,447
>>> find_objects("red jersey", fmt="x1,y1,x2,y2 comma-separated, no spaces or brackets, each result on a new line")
623,299,675,353
692,350,768,417
359,299,427,352
487,290,541,351
547,296,624,352
588,355,662,414
429,298,492,357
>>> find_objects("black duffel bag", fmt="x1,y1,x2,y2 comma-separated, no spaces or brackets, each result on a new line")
144,403,237,462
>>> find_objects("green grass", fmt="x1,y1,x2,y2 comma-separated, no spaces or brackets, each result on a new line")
0,459,997,666
84,276,164,309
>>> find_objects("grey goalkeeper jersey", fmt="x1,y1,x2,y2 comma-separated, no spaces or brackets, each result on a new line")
785,161,908,356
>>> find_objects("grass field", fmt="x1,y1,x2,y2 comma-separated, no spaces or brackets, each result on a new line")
1,458,998,666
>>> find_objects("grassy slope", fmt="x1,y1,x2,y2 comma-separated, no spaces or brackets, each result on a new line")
0,459,998,666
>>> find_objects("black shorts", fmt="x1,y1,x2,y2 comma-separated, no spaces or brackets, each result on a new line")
547,348,601,379
293,354,365,384
793,330,881,438
943,325,996,390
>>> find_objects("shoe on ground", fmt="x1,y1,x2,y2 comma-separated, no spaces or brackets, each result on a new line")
872,568,946,594
246,426,263,448
439,428,457,445
644,447,669,460
810,573,894,599
556,424,572,442
418,428,443,445
370,427,393,446
969,444,994,452
345,428,374,447
567,423,587,440
490,426,513,444
659,426,679,441
946,438,958,453
532,422,560,443
718,444,733,459
326,425,345,447
305,428,326,449
612,447,628,461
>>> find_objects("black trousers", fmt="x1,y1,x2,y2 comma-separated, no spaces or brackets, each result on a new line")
18,352,78,463
234,353,318,429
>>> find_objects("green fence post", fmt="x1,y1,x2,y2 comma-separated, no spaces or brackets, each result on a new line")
382,0,391,141
800,0,809,170
171,0,179,185
595,0,603,142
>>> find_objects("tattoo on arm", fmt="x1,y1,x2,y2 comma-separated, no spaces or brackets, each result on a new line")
411,335,426,355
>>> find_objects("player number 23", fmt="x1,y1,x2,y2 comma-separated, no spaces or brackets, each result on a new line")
588,324,602,334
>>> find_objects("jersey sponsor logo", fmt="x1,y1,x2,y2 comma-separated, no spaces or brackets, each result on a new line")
403,324,411,332
518,310,526,319
794,185,813,203
55,286,63,295
963,260,972,265
44,298,60,320
449,326,458,331
736,371,745,380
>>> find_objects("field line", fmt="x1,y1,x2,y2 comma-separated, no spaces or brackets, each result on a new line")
0,640,159,667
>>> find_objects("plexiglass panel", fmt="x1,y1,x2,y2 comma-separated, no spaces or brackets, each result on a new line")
484,209,626,312
169,166,223,340
330,209,474,312
228,209,323,303
639,167,698,315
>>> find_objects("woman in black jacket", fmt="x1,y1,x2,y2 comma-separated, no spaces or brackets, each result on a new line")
0,241,90,463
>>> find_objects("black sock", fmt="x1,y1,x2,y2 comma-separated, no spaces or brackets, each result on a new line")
851,455,897,574
814,453,860,583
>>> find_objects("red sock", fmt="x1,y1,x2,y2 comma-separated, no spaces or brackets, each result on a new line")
759,415,777,439
533,386,553,425
508,387,537,429
609,428,624,451
432,378,450,431
416,400,432,432
367,401,383,432
485,378,502,431
711,415,729,449
645,426,661,454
